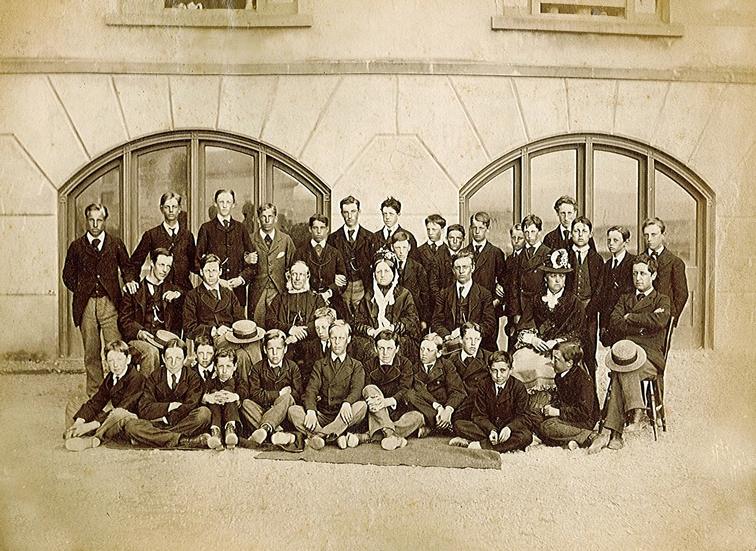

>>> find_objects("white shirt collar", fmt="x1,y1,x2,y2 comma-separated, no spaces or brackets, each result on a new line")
637,287,653,298
311,239,325,249
260,228,276,241
203,282,220,293
163,221,180,234
111,366,128,385
217,215,231,225
86,233,105,249
649,245,665,256
268,361,283,370
572,244,589,254
424,362,435,372
528,241,542,250
198,363,214,380
460,350,475,362
457,279,473,297
429,239,445,247
612,250,627,263
472,239,487,250
383,225,398,236
167,369,182,387
331,352,347,363
344,224,361,237
558,366,573,379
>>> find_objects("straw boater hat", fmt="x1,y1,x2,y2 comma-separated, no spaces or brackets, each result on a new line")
604,339,647,373
225,320,265,344
539,249,573,273
152,330,183,349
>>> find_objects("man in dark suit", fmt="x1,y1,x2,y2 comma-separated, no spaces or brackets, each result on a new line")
371,196,418,258
543,195,596,251
122,339,212,448
450,351,533,453
359,330,425,450
407,335,467,435
642,217,689,325
250,202,297,326
589,254,672,454
196,189,257,310
118,247,183,377
63,202,136,396
296,306,337,386
327,196,375,320
599,226,636,346
432,250,497,348
511,214,551,322
432,223,466,300
416,214,448,296
293,214,347,318
462,212,507,350
565,216,605,379
503,224,526,351
128,192,196,296
392,230,431,331
183,253,245,343
448,322,490,422
241,329,304,448
64,340,145,451
536,340,599,449
287,320,367,450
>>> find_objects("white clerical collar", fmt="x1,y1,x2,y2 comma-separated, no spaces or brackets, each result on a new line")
311,239,326,249
260,229,276,241
163,221,180,234
331,352,347,363
612,250,627,263
86,233,105,249
457,279,473,297
217,215,231,225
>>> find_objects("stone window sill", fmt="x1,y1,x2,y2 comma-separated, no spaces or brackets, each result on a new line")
491,14,682,36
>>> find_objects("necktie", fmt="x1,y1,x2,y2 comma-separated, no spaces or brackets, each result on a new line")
147,282,155,296
526,246,533,259
112,376,119,387
636,292,644,303
347,229,355,243
425,364,433,374
92,238,100,251
322,342,328,353
215,288,221,301
334,357,342,368
265,234,273,247
612,258,618,270
223,219,230,229
458,285,465,299
170,373,177,389
315,243,323,256
431,243,437,253
475,245,482,256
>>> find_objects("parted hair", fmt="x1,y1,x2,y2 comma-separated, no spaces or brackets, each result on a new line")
554,340,583,365
257,202,277,217
199,253,221,270
470,211,491,228
425,214,446,228
159,192,182,207
150,247,173,264
84,203,108,219
633,253,659,274
553,195,577,211
380,196,402,214
607,225,631,242
521,214,542,231
214,189,235,203
104,339,130,357
215,348,237,363
488,350,512,368
447,223,466,238
373,329,398,345
571,216,593,232
642,217,666,233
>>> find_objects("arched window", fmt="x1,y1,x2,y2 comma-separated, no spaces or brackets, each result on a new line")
460,134,714,349
59,130,329,357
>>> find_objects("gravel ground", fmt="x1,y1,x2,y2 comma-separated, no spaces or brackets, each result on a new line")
0,349,753,551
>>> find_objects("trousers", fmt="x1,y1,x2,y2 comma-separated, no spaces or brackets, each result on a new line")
362,385,424,438
123,407,211,447
288,402,367,439
453,419,532,453
80,297,121,396
241,393,295,433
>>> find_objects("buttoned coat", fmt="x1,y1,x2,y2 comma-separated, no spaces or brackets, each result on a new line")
396,258,431,327
74,366,145,424
327,225,375,288
432,283,497,345
598,253,636,334
408,357,467,421
182,284,245,340
543,226,596,252
503,250,523,317
608,289,672,371
139,366,204,425
304,354,365,418
129,223,196,290
471,376,531,434
118,279,183,341
293,242,347,296
196,217,257,306
63,232,133,327
552,365,599,430
652,248,689,322
461,241,507,316
565,247,605,316
250,229,297,309
266,290,324,338
246,357,303,409
371,225,419,258
448,349,491,399
512,243,552,316
363,354,414,415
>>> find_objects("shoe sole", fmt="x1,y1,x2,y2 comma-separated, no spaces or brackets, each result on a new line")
271,432,295,446
207,437,223,451
346,434,359,448
65,437,100,452
308,437,325,450
225,434,238,449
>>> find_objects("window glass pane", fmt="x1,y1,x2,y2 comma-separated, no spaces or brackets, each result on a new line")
204,146,256,233
272,165,316,249
655,169,696,265
593,149,639,255
468,167,514,252
74,166,121,239
529,149,577,225
136,146,188,234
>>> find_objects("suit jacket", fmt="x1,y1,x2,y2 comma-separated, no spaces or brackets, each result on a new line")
62,233,133,327
397,258,431,326
471,376,530,434
364,354,414,410
354,285,421,341
462,241,507,316
296,338,330,390
552,365,599,430
598,253,636,330
250,229,297,309
118,279,183,341
565,247,605,316
432,283,497,345
304,354,365,418
417,242,453,298
409,357,467,421
246,358,303,409
74,366,145,423
293,242,347,296
139,366,204,425
193,365,236,396
266,291,324,340
503,250,523,317
182,284,245,340
543,226,596,252
448,349,491,399
196,217,257,305
517,290,586,345
608,289,672,371
327,225,375,287
651,248,689,321
129,223,196,290
512,243,552,316
371,225,419,259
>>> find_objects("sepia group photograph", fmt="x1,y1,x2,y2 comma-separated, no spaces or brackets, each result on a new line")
0,1,754,550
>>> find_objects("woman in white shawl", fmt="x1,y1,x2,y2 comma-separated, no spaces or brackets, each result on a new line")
352,250,421,362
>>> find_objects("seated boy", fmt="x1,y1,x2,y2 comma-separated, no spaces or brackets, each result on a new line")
287,320,367,450
64,340,145,451
241,329,303,449
450,350,533,453
536,340,599,449
359,330,425,450
191,337,242,450
122,338,211,448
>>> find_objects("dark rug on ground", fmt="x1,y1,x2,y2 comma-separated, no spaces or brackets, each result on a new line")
255,436,502,469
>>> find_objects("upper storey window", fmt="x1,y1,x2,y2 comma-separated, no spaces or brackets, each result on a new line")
492,0,683,37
